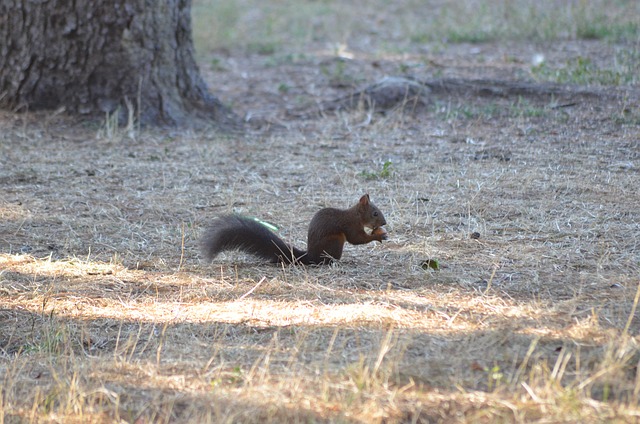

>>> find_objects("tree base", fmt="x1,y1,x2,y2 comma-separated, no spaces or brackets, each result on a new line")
0,0,237,128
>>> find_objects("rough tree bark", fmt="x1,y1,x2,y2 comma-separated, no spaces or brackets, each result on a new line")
0,0,236,127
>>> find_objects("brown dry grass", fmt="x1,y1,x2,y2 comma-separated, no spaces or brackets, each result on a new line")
2,1,640,423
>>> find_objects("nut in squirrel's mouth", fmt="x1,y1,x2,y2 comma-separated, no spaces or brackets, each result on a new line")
365,226,384,235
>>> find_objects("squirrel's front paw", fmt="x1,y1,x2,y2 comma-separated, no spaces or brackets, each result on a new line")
372,227,388,242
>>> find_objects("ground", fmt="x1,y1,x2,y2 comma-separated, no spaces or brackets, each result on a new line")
1,1,640,422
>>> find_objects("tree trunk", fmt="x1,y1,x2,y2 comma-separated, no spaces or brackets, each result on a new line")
0,0,236,127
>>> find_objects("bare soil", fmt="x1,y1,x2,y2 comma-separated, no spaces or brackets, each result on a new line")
1,21,640,424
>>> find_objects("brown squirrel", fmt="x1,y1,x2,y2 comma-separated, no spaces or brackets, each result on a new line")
202,194,387,265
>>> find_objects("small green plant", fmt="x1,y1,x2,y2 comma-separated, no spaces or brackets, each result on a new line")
26,312,69,356
485,364,504,391
209,378,222,391
278,83,290,94
360,161,394,180
379,161,393,178
398,63,411,74
421,258,440,271
210,57,227,71
228,366,245,385
320,59,358,87
42,387,61,414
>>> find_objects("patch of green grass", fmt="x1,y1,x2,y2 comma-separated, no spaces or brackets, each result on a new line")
192,1,241,53
531,51,640,86
510,97,547,118
420,258,440,271
576,19,615,40
446,30,498,44
277,83,290,94
407,0,639,45
23,310,72,356
425,2,501,44
360,160,394,180
191,1,639,56
192,0,336,54
575,8,640,41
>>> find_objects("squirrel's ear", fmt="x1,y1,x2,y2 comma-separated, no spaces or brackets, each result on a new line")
359,194,370,205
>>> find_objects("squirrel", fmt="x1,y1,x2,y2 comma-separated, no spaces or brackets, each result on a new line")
202,194,388,265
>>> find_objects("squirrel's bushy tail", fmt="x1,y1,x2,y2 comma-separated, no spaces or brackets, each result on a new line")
202,215,307,264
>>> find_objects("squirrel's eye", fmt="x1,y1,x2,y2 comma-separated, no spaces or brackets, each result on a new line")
373,211,378,216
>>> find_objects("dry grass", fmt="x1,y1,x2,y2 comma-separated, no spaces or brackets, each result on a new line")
2,0,640,423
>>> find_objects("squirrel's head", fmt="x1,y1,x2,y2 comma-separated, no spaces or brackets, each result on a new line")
358,194,387,229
